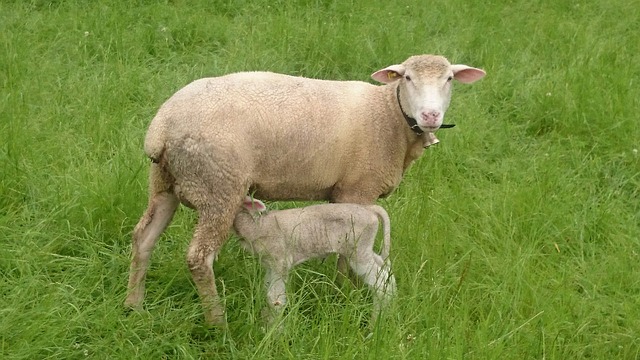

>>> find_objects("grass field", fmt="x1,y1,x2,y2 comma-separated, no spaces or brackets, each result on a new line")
1,0,639,358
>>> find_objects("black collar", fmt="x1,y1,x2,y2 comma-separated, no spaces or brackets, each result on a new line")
395,85,455,136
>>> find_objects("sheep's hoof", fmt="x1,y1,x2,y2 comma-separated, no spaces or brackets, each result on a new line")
123,299,144,313
191,323,225,340
122,304,151,320
123,294,143,308
203,310,227,328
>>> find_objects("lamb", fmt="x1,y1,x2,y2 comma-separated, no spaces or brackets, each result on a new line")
233,196,396,324
125,54,485,325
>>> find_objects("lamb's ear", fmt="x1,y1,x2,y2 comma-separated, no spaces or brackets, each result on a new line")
371,64,405,84
451,65,486,84
242,196,267,212
241,197,254,210
252,199,267,212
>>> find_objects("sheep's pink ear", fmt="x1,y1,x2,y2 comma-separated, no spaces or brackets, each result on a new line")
451,65,486,84
243,196,267,212
371,64,405,84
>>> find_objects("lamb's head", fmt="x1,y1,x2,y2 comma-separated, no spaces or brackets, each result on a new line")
371,55,485,132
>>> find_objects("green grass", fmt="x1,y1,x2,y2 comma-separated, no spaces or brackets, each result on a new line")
1,0,639,358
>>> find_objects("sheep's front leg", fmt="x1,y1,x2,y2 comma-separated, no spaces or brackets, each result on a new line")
262,267,288,325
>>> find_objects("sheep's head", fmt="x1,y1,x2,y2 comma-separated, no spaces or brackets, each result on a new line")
371,55,485,132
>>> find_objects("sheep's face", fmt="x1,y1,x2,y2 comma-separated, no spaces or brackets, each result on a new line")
371,55,486,132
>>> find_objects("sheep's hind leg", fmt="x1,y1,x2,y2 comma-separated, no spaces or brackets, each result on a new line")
125,164,179,310
186,208,237,326
170,138,249,326
184,189,245,326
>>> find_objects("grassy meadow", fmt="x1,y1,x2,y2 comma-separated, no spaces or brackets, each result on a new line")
1,0,639,358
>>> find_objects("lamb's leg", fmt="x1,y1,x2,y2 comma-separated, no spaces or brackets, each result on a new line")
336,254,357,286
330,191,378,287
262,267,288,324
349,252,396,323
125,164,179,309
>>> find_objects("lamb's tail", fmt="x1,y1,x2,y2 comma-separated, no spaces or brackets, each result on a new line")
368,205,392,261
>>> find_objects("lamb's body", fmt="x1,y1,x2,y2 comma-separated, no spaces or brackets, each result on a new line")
233,200,395,322
125,55,485,325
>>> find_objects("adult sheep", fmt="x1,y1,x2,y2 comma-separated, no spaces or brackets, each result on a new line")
125,54,486,325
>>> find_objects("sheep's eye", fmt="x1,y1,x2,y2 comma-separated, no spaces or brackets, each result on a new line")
405,75,412,81
447,76,453,82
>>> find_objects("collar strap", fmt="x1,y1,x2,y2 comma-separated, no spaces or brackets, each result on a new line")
395,86,455,136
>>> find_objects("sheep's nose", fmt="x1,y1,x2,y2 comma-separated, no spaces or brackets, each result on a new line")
421,110,441,126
